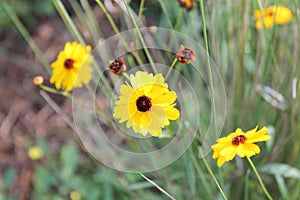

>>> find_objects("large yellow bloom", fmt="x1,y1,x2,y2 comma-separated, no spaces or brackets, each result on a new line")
113,71,180,137
50,41,93,91
254,6,292,29
212,126,271,167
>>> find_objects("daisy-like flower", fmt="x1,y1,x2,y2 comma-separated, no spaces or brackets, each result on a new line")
113,71,180,137
50,41,93,91
254,5,292,29
107,57,126,75
212,126,271,167
178,0,196,11
176,45,196,64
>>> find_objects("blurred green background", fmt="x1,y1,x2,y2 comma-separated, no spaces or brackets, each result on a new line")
0,0,300,199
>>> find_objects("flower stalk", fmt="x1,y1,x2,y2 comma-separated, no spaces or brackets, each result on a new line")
247,157,273,200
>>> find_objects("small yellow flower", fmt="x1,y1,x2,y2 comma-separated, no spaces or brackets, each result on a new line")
70,191,81,200
212,126,271,167
28,146,44,160
50,41,93,91
254,6,292,29
33,76,44,86
113,71,180,137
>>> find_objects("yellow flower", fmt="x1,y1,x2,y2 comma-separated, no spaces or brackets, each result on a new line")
28,146,44,160
254,6,292,29
212,126,271,167
113,71,180,137
50,41,93,91
70,191,81,200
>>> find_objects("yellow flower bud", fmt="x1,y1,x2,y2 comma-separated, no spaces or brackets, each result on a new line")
33,76,44,86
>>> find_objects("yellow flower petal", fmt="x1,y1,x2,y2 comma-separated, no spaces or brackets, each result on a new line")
246,126,271,143
140,113,152,127
236,143,260,157
165,107,180,120
220,146,236,161
217,156,227,167
152,91,177,105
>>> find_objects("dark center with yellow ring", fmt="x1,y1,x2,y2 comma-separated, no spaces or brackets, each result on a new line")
136,95,152,112
232,135,247,146
64,59,74,69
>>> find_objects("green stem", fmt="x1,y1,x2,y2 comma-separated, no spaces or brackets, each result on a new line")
85,84,117,130
122,0,157,73
39,85,72,100
80,0,103,43
2,1,51,74
53,0,85,44
95,0,144,66
95,0,121,38
189,148,212,197
256,0,280,84
244,169,250,200
137,0,146,20
139,173,176,200
246,157,273,200
123,72,130,81
199,0,218,135
199,149,228,200
165,58,178,80
199,0,227,191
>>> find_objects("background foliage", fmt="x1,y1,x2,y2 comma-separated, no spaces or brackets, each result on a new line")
0,0,299,199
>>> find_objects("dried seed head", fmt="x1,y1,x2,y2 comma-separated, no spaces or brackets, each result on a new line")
176,45,196,63
107,57,127,75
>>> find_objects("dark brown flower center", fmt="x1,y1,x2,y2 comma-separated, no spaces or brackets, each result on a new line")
232,135,247,146
108,58,126,75
64,59,74,69
136,95,152,112
181,48,193,60
176,46,195,63
266,11,275,17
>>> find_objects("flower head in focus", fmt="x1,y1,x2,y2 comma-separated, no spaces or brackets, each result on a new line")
28,146,44,160
212,126,271,167
50,41,93,91
107,57,127,75
178,0,196,11
176,45,196,64
254,6,292,29
113,71,180,137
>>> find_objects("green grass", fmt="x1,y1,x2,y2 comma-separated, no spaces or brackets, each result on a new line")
1,0,300,199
